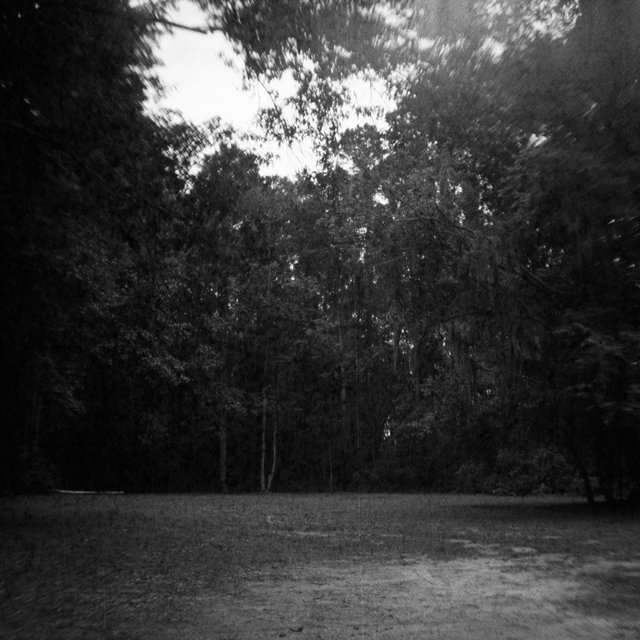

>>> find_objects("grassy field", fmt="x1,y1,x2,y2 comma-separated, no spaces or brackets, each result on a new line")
1,493,640,639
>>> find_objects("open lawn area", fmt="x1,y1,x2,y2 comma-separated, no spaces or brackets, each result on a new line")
1,493,640,639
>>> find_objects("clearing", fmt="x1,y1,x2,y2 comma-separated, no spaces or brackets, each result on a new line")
1,493,639,639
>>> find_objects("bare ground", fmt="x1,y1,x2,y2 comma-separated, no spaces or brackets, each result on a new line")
205,554,640,639
1,494,640,639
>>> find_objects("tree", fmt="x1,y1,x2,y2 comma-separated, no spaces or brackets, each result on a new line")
0,0,175,491
4,0,636,498
370,0,640,499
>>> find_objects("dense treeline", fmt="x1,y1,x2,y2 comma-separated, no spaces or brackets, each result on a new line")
2,0,639,503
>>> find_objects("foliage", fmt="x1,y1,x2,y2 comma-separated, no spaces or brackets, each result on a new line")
2,0,638,501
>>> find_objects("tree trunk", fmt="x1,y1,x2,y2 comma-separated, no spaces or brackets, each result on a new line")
596,465,615,508
260,386,267,492
338,319,348,426
392,321,400,374
23,388,42,457
266,414,277,492
568,444,595,506
337,317,347,491
218,418,228,493
328,448,334,493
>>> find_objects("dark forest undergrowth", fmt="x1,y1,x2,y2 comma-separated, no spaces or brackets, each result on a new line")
1,493,640,639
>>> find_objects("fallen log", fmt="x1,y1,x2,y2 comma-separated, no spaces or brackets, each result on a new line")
54,489,124,495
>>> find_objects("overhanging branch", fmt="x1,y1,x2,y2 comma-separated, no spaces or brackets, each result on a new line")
155,18,223,35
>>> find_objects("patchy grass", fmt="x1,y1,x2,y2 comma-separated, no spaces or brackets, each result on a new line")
1,493,639,639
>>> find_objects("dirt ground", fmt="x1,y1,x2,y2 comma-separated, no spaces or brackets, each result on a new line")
2,494,640,639
204,550,640,639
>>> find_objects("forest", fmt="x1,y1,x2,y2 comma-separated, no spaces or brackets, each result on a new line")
1,0,639,504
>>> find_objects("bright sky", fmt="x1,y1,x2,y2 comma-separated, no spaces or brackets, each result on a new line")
148,2,312,176
150,5,256,128
148,2,393,176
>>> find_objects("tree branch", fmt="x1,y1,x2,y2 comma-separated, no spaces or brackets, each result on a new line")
154,18,223,35
48,1,224,35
